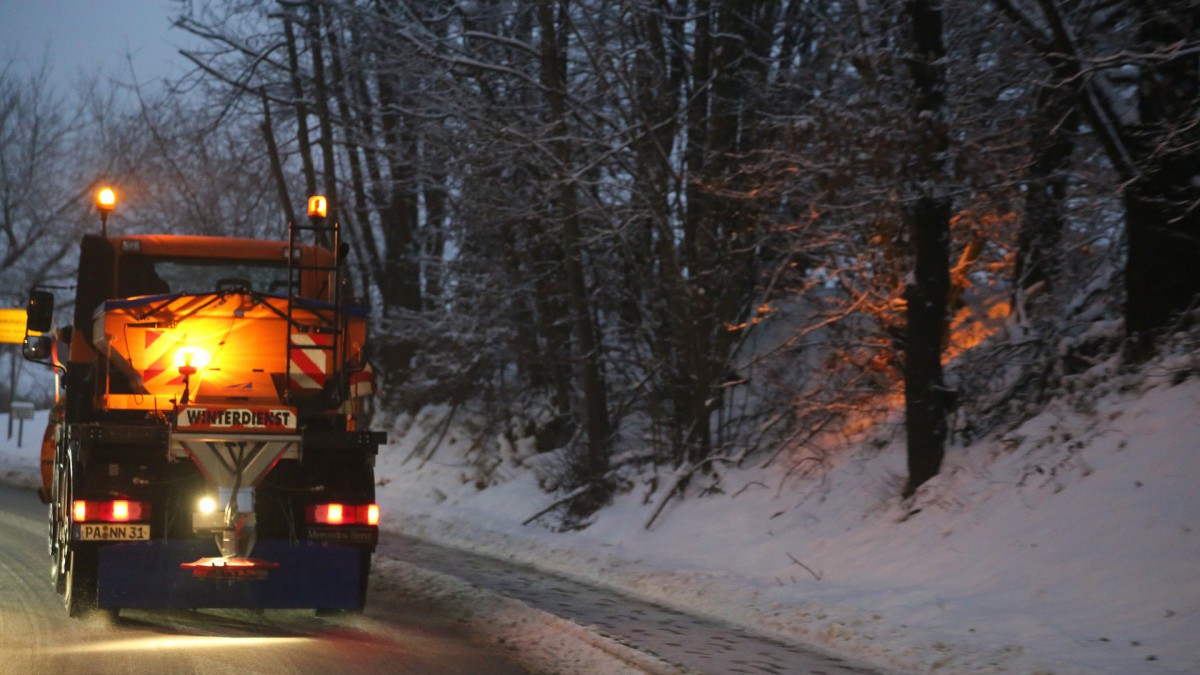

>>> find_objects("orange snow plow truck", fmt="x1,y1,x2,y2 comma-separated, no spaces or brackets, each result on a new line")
23,192,383,616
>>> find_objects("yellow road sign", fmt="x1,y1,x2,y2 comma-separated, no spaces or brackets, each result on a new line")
0,308,27,344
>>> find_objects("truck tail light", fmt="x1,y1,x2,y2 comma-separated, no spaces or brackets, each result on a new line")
72,499,150,523
307,503,378,526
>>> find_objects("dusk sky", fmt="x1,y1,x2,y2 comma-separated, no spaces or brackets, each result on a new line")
0,0,197,89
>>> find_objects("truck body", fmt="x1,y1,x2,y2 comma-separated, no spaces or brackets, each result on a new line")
26,213,382,616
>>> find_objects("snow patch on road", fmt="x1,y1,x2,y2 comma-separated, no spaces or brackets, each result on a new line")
370,556,684,675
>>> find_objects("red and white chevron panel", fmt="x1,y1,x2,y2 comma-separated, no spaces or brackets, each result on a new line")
350,363,377,398
289,333,331,392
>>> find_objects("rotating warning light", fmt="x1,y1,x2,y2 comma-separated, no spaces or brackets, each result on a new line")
97,186,117,213
173,346,212,375
307,195,327,219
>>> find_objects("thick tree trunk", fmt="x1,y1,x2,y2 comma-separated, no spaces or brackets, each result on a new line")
365,1,422,395
537,1,611,495
901,0,952,499
903,197,951,498
307,2,338,249
259,92,296,228
325,18,377,287
1123,4,1200,357
282,16,318,202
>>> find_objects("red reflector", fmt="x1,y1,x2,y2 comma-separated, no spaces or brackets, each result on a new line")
182,557,280,580
72,499,149,523
307,503,379,526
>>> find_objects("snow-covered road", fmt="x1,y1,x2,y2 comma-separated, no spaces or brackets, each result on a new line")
381,533,877,674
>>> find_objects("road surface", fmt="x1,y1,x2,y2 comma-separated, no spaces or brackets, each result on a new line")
2,481,879,674
382,534,877,675
0,484,530,674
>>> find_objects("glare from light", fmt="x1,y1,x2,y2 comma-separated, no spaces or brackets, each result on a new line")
198,496,217,514
307,195,328,218
96,187,117,211
51,635,310,655
173,346,212,371
326,503,344,524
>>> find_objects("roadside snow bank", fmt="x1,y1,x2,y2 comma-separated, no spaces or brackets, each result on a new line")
376,374,1200,675
0,409,45,492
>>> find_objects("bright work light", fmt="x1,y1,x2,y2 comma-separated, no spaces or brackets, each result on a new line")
97,187,117,212
173,346,212,375
97,186,118,236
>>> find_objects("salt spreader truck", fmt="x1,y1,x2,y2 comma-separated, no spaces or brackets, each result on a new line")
23,189,383,616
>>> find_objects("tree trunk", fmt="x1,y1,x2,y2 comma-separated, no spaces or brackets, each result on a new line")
259,91,296,227
282,14,317,202
307,1,338,248
1123,3,1200,357
537,0,611,495
901,0,952,499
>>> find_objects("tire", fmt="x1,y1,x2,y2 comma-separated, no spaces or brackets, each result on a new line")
56,444,100,617
49,448,70,594
50,505,67,594
63,548,99,618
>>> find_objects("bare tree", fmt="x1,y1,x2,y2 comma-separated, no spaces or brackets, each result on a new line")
993,0,1200,357
0,58,101,301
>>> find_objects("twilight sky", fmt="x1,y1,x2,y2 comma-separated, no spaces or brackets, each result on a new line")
0,0,197,89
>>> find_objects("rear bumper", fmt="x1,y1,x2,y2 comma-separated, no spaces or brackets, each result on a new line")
97,539,364,610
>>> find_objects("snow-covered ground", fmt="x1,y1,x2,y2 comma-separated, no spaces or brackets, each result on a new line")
3,350,1197,674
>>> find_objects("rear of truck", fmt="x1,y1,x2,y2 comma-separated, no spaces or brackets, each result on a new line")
27,198,383,616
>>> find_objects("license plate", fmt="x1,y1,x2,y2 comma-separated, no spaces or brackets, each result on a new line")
78,524,150,541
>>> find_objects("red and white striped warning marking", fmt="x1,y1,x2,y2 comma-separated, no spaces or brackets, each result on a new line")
289,333,331,392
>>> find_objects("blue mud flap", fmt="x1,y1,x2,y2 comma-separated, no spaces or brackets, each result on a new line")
97,540,361,610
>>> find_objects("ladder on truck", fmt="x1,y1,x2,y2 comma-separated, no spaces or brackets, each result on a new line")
285,203,346,406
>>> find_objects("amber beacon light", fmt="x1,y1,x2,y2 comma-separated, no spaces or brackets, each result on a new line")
307,195,327,219
97,186,117,236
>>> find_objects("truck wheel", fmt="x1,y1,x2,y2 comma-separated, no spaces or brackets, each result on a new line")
57,445,100,617
50,510,67,594
49,454,71,594
63,548,99,617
